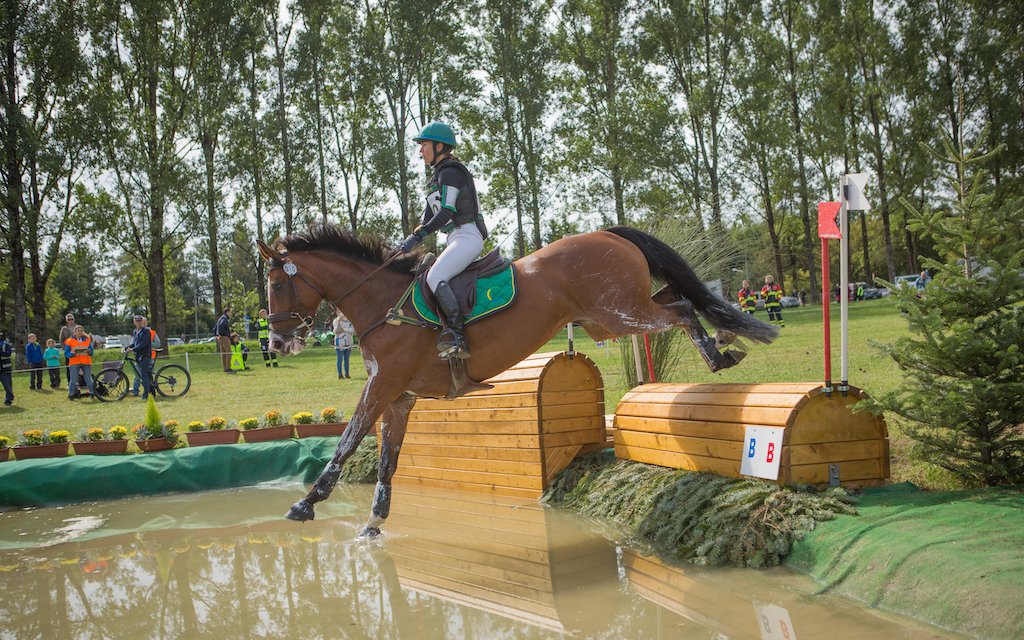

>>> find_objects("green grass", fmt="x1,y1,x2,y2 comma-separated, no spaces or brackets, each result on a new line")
0,299,958,489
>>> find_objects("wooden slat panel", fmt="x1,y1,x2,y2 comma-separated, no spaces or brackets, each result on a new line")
788,459,881,483
402,432,540,448
399,453,542,476
615,402,796,427
539,416,603,435
621,390,812,409
394,465,544,490
542,444,582,484
414,393,539,411
539,429,605,448
391,475,542,500
398,443,542,463
787,439,881,464
406,420,541,435
410,406,540,424
614,443,742,476
614,430,744,460
539,401,602,421
614,415,747,442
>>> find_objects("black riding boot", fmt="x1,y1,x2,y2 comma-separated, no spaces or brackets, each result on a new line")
433,280,470,360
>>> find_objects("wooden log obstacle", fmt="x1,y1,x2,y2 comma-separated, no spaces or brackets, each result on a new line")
613,382,889,488
388,351,606,499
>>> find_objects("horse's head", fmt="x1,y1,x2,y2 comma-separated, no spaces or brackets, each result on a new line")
258,239,325,356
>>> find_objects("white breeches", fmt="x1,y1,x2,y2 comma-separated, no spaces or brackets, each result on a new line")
426,224,484,292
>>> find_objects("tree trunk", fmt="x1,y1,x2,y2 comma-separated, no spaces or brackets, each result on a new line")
3,24,29,366
202,131,223,316
273,13,294,235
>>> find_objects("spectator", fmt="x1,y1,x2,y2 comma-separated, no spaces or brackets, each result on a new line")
229,332,248,371
43,338,62,389
215,307,234,373
25,333,45,390
334,310,354,379
125,315,153,400
917,270,932,290
256,309,278,368
737,280,757,315
0,331,13,406
761,275,785,327
64,325,95,400
58,313,76,384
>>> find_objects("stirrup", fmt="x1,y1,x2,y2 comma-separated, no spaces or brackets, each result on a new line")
437,330,470,360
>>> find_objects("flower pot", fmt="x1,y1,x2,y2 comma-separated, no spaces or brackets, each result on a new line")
12,442,71,460
73,440,129,456
294,422,356,438
241,424,294,443
185,429,240,447
0,447,10,462
135,437,174,453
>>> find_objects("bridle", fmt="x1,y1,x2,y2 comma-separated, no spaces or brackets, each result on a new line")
266,251,401,341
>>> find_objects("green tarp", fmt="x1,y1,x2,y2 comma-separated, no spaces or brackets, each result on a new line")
786,482,1024,640
0,439,338,508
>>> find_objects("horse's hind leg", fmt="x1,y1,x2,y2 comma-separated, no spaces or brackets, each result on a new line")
667,299,746,373
653,284,738,354
359,391,416,538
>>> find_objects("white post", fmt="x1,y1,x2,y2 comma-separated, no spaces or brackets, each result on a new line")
840,175,850,393
185,351,190,373
631,335,644,385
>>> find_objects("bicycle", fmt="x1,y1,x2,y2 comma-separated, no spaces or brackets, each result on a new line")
93,352,191,402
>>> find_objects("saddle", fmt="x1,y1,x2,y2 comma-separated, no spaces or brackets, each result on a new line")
415,249,513,320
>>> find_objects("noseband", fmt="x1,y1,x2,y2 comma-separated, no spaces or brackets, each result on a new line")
266,252,402,340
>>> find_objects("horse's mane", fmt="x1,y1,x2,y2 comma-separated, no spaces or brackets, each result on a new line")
272,223,420,273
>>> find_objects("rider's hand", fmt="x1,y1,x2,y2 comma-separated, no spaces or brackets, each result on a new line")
399,233,422,254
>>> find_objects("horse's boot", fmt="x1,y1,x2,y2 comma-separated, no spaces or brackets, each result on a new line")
433,280,470,360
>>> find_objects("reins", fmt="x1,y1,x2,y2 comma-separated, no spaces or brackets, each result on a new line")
266,251,402,340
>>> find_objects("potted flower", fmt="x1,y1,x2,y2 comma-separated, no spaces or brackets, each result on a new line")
239,415,293,444
108,426,129,441
73,427,129,456
13,429,71,460
294,409,350,438
134,399,180,452
0,435,10,462
185,416,239,447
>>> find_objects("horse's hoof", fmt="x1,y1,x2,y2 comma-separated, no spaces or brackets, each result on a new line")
284,500,315,522
358,526,381,539
720,349,746,369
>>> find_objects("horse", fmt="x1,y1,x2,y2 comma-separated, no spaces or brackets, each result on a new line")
258,224,778,537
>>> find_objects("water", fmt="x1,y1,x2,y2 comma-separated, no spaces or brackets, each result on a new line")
0,484,966,639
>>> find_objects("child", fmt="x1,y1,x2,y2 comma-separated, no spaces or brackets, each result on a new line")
25,333,45,390
44,338,62,389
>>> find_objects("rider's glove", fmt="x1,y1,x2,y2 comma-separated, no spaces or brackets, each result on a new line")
399,229,424,253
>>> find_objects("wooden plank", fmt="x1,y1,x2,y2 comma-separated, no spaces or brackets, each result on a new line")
788,458,881,484
414,393,539,411
619,382,821,400
393,465,544,490
614,430,744,460
409,406,540,424
539,429,605,448
614,415,748,441
621,390,811,409
399,443,542,463
787,439,881,465
539,416,604,435
539,389,603,408
538,401,603,421
542,444,582,484
405,420,542,435
787,394,885,443
399,453,543,476
614,443,742,476
615,402,795,427
401,432,540,448
390,475,542,500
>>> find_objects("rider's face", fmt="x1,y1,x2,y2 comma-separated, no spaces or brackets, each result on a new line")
419,141,435,166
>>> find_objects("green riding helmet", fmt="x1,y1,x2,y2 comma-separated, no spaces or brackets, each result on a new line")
413,121,457,148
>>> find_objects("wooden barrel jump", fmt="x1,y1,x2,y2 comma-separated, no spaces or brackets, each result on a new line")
388,351,606,499
613,382,889,488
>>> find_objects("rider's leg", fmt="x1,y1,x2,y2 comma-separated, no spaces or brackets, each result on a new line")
426,225,483,360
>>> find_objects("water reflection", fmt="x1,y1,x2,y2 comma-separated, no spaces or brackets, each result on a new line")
0,485,963,639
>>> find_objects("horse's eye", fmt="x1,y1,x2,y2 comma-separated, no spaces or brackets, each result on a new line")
273,283,283,291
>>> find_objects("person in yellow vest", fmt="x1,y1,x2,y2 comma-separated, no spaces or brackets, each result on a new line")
256,309,278,368
761,275,785,327
229,333,248,371
737,280,757,315
64,325,96,400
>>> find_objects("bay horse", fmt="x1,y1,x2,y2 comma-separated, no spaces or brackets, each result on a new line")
258,224,778,537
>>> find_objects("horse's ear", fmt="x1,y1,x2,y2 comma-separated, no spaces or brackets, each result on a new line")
257,239,283,263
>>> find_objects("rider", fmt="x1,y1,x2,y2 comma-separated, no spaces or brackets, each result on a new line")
398,121,488,360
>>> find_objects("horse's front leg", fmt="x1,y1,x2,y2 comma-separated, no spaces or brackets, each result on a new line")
669,300,746,372
359,391,417,538
285,387,393,522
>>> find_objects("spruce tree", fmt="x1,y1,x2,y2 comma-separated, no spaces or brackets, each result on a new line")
866,126,1024,486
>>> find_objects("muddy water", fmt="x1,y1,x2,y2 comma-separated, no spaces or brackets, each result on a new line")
0,484,965,640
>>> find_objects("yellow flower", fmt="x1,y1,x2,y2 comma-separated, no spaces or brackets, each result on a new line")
49,430,71,444
108,426,128,441
207,417,227,430
292,412,315,425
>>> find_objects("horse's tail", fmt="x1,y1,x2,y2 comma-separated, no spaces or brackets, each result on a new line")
605,226,779,344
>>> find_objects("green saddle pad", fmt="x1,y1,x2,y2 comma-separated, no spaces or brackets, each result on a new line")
411,264,516,328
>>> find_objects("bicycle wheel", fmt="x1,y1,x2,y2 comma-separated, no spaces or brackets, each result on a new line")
154,363,191,398
93,370,130,402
